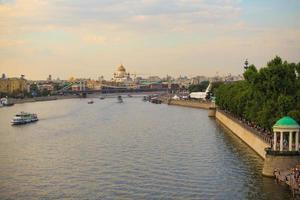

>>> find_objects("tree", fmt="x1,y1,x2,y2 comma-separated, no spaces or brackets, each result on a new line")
188,81,209,92
216,56,300,131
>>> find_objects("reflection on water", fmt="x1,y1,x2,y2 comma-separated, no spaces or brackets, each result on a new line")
0,98,291,199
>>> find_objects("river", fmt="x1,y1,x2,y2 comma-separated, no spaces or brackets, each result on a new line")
0,97,291,199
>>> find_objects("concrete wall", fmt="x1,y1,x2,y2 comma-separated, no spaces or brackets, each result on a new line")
168,100,210,109
216,110,270,159
263,153,300,177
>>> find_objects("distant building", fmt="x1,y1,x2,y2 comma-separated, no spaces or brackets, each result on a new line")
47,75,52,82
0,76,27,95
190,76,208,85
111,64,133,84
38,84,54,91
98,76,104,82
86,79,101,90
147,76,162,83
71,84,81,91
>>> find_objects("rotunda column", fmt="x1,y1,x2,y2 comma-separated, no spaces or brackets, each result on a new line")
273,132,277,151
289,131,292,151
280,131,283,151
296,131,299,151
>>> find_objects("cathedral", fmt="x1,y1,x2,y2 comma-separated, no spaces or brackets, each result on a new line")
112,64,133,84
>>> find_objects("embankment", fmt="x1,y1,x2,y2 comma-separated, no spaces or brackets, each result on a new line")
167,100,210,109
11,95,79,104
215,110,270,159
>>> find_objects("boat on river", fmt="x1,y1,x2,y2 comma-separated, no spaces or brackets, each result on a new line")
117,96,123,103
150,98,162,104
1,98,14,106
11,112,38,125
88,100,94,104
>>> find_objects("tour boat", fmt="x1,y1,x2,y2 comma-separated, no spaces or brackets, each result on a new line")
117,96,123,103
99,96,105,100
88,100,94,104
11,112,38,125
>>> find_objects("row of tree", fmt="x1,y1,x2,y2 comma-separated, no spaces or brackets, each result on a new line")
188,81,209,92
216,56,300,131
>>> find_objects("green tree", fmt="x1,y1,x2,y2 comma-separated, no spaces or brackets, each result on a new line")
216,56,300,131
188,81,209,92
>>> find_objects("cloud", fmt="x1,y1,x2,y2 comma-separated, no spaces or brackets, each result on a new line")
0,39,25,46
82,34,107,44
0,0,242,35
0,0,299,79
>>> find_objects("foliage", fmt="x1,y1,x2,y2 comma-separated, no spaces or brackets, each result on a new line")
211,81,223,96
188,81,209,92
216,56,300,131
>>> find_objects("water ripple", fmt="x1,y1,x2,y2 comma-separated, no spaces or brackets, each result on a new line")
0,98,292,199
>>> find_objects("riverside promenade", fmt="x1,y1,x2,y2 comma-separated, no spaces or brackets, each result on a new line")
215,110,271,159
167,99,211,109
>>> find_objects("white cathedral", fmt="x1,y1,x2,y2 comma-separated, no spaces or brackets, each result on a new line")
111,64,133,84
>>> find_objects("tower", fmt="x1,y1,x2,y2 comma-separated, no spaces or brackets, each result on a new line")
244,59,249,70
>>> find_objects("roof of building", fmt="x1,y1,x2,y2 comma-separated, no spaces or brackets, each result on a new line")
117,64,126,72
273,116,300,129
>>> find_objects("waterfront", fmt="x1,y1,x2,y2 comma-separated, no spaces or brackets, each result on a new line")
0,98,291,199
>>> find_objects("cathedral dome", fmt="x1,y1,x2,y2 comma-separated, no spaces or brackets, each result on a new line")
118,64,126,72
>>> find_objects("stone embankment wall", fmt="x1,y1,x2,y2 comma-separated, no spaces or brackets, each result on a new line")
263,153,300,177
11,96,80,104
168,100,210,109
215,110,270,159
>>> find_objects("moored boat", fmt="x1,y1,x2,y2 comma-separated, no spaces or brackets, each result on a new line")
11,112,38,125
150,97,162,104
1,98,14,106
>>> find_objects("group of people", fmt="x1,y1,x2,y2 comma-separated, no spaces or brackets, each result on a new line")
223,109,273,144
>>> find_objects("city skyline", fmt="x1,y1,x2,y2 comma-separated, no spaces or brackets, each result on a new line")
0,0,300,80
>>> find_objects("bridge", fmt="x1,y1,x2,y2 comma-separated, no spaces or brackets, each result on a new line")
54,80,169,98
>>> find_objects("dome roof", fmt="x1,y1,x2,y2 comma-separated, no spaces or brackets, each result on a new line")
117,64,126,72
273,116,300,129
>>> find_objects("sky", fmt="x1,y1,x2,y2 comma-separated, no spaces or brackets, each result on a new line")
0,0,300,80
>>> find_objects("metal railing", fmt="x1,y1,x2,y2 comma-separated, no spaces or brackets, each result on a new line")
218,109,272,145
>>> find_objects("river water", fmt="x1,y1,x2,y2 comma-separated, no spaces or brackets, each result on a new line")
0,97,291,199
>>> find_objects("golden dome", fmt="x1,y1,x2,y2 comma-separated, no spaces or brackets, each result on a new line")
117,64,126,72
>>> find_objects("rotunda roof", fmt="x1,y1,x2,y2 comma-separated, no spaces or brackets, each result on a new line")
273,116,300,129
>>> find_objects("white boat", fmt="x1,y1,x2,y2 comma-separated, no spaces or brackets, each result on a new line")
1,97,14,106
189,82,212,100
88,100,94,104
11,112,38,125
